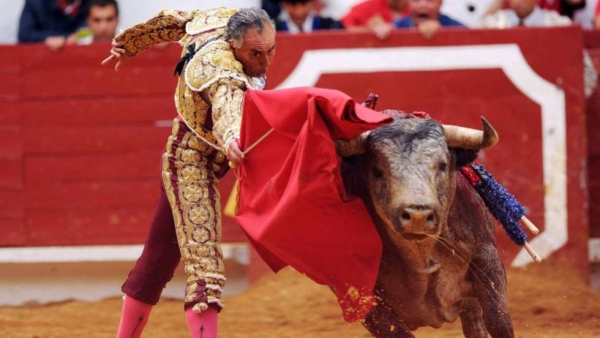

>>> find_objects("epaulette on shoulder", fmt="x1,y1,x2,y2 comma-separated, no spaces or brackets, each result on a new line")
186,7,238,36
184,40,251,92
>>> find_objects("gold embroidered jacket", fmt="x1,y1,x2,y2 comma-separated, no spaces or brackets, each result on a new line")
115,7,259,152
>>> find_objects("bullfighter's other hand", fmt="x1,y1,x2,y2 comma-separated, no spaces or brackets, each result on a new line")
227,138,244,168
101,40,130,72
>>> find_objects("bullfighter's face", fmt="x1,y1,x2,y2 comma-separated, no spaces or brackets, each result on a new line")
231,24,277,78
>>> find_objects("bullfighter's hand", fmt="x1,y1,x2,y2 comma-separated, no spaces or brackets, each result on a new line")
417,20,441,40
227,139,244,168
101,40,130,72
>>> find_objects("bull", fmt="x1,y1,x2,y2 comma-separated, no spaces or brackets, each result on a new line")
338,111,514,338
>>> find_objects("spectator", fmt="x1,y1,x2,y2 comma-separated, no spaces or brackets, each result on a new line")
262,0,323,20
18,0,89,51
482,0,598,98
395,0,465,40
276,0,343,33
341,0,409,39
262,0,283,19
484,0,587,20
80,0,119,43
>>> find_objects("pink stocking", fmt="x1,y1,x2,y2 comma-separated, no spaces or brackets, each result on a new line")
116,295,153,338
186,307,218,338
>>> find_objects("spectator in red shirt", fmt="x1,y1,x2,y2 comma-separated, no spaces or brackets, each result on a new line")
341,0,409,39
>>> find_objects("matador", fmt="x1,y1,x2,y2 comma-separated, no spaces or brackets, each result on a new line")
103,7,276,338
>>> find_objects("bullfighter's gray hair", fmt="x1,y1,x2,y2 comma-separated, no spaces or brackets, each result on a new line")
225,8,275,48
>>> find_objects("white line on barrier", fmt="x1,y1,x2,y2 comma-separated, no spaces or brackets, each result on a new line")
0,243,250,265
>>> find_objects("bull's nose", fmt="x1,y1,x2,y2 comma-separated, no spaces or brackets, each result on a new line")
399,207,437,233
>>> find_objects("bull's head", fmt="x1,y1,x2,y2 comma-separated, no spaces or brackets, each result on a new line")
338,116,498,242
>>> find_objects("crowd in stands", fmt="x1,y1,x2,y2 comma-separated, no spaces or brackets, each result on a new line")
17,0,600,49
15,0,599,94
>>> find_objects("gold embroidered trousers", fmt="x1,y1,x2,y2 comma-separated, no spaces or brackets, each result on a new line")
122,118,229,313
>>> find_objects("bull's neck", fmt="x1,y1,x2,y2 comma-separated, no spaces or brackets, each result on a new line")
375,218,441,275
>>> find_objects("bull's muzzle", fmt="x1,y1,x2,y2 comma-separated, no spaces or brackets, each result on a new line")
398,206,439,237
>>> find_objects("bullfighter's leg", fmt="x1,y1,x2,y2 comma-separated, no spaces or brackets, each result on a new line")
470,247,515,338
459,297,487,338
161,119,229,337
162,119,227,314
118,185,183,338
362,290,415,338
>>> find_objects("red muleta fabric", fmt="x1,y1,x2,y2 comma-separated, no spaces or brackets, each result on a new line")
235,87,392,322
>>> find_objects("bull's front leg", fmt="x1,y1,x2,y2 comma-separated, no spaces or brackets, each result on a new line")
362,289,414,338
459,297,487,338
470,248,515,338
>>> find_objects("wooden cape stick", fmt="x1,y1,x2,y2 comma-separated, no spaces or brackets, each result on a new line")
520,216,542,262
521,216,540,235
228,128,275,168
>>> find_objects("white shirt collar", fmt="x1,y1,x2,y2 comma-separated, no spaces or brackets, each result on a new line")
506,6,544,27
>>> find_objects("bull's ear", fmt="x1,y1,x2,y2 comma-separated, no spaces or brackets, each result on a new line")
453,148,479,167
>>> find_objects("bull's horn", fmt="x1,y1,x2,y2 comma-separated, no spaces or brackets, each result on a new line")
335,131,370,157
443,117,499,149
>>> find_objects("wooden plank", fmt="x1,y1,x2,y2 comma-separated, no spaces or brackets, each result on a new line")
21,68,176,99
0,218,26,246
0,70,20,101
0,128,22,160
25,208,246,246
21,97,174,127
0,102,19,127
0,191,24,219
24,126,170,155
584,30,600,49
25,181,161,211
0,46,21,101
0,46,21,67
588,155,600,238
20,42,181,71
25,151,161,185
25,208,152,246
17,44,179,99
0,159,23,189
588,130,600,157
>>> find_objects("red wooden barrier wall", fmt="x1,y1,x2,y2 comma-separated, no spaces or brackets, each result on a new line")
0,42,245,246
584,31,600,242
0,27,593,275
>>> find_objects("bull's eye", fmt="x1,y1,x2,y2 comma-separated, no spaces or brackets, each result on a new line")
438,162,448,173
372,167,384,179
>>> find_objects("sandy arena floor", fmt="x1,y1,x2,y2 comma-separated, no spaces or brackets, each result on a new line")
0,261,599,338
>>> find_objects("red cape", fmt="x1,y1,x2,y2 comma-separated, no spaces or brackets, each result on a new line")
235,87,392,322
